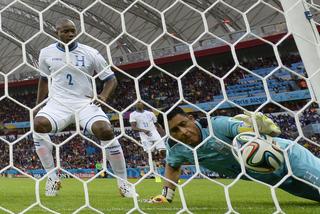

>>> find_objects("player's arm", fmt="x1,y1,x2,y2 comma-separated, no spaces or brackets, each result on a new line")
152,112,165,137
35,50,50,109
98,76,117,103
130,121,150,135
93,51,118,103
155,122,165,137
36,77,48,105
151,163,181,203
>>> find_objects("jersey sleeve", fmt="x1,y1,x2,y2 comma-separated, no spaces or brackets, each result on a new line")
165,140,188,168
129,113,136,123
93,51,115,81
211,116,241,141
38,49,50,76
166,149,186,168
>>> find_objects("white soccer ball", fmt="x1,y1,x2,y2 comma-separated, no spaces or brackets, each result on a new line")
232,132,284,173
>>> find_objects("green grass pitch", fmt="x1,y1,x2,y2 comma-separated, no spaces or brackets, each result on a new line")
0,177,319,214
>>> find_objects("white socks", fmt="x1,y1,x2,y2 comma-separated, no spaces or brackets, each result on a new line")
101,139,127,186
33,133,58,181
33,132,127,185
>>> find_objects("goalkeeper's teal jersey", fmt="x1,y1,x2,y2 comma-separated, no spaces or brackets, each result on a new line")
166,116,242,177
165,116,290,176
165,116,320,202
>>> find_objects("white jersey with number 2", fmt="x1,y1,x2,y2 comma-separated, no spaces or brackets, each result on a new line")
39,42,114,100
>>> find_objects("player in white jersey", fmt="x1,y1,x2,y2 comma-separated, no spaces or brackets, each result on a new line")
129,102,166,181
129,102,166,152
33,18,135,197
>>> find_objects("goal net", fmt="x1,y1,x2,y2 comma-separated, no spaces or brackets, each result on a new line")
0,0,320,213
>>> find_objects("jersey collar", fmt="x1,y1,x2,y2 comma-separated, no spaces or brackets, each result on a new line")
56,42,78,52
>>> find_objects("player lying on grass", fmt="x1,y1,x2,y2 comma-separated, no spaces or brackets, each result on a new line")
33,18,134,197
151,107,320,203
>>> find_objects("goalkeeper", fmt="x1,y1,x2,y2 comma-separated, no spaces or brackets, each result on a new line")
151,107,320,203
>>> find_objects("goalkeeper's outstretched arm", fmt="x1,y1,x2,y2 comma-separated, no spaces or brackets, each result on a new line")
151,164,181,203
164,164,181,190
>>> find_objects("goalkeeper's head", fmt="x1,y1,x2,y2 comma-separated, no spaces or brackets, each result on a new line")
158,107,201,146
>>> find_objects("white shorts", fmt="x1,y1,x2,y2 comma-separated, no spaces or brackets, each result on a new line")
140,132,166,152
36,98,110,134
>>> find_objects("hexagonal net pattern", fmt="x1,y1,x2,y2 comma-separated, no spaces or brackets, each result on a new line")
1,0,320,213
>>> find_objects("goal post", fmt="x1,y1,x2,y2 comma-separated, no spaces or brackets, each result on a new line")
281,0,320,101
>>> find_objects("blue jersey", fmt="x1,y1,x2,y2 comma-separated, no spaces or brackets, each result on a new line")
166,116,242,177
165,116,320,201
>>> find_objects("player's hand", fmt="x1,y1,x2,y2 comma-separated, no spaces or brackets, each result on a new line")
86,95,107,107
234,111,281,137
97,94,107,103
150,195,169,203
144,130,152,136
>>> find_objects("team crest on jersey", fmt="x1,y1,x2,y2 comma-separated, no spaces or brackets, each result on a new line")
75,55,85,67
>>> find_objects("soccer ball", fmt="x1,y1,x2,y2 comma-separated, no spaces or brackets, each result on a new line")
232,132,284,173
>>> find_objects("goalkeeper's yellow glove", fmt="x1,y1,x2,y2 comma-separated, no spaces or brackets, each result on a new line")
150,195,169,203
150,187,175,203
234,111,281,137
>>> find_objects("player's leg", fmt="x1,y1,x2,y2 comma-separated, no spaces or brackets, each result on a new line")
141,140,153,152
33,99,72,196
153,139,166,182
273,137,320,201
33,132,61,196
92,122,135,197
284,138,320,201
154,139,166,159
279,177,320,202
102,138,133,197
79,104,136,197
34,116,52,133
141,140,160,181
244,137,320,201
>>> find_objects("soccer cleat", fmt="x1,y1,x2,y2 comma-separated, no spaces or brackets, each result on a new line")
45,178,61,197
119,182,139,198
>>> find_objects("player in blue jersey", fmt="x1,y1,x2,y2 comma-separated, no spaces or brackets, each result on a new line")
33,18,135,197
151,107,320,203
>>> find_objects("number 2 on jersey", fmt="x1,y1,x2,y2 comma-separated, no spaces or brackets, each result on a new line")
66,74,74,85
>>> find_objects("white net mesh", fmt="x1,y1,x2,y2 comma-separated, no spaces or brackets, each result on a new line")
1,0,320,213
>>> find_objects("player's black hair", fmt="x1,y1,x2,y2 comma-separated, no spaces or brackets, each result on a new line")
55,18,74,30
197,117,208,128
157,106,187,128
167,107,187,121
